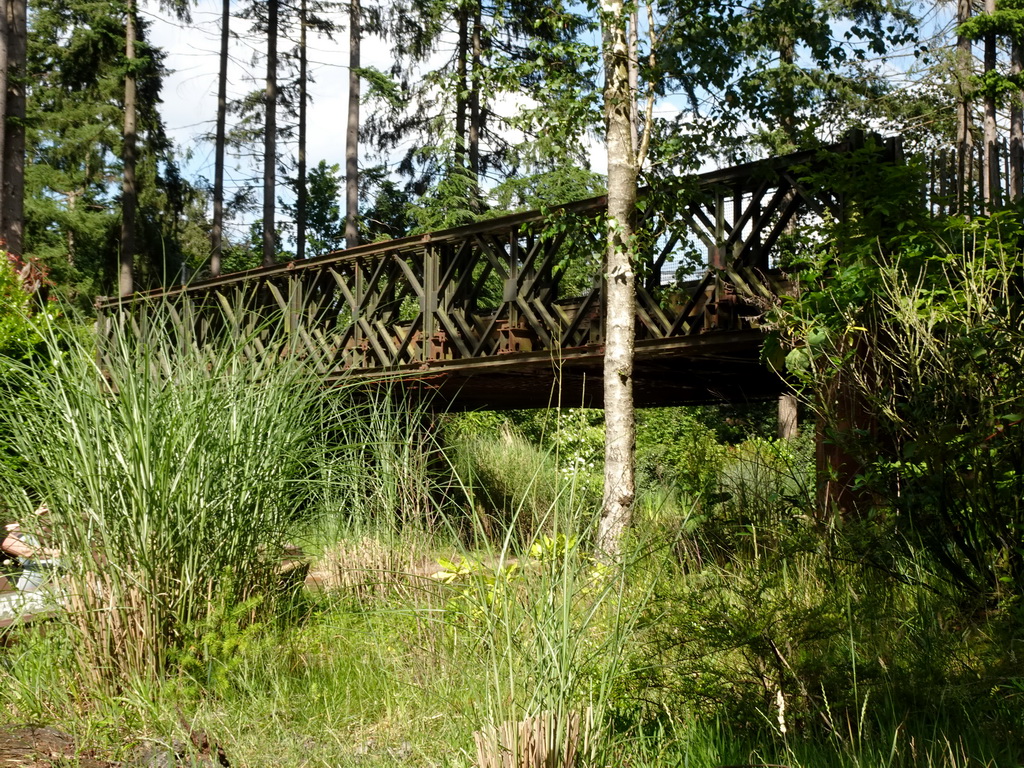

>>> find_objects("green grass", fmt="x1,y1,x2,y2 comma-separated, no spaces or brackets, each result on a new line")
0,301,342,687
0,305,1020,767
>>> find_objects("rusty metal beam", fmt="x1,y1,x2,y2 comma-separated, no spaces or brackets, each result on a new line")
94,134,898,409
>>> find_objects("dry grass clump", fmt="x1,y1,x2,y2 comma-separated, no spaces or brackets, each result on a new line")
310,535,446,603
474,708,592,768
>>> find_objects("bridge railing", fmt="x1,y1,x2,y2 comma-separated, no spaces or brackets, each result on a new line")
96,133,901,379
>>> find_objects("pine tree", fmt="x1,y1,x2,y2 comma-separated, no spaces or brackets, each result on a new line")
120,0,137,294
2,0,26,255
283,159,343,256
345,0,359,248
367,0,598,223
24,0,202,301
210,0,230,276
262,0,278,268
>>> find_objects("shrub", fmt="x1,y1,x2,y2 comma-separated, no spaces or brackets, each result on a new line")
0,301,330,688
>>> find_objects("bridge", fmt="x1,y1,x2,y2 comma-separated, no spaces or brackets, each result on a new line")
95,134,902,410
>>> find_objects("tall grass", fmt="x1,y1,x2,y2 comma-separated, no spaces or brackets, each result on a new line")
0,309,1018,768
314,385,443,539
0,302,331,687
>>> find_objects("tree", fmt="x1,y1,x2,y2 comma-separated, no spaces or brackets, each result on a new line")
595,0,637,557
210,0,230,277
226,0,333,265
367,0,598,224
262,0,278,268
956,0,973,212
2,0,26,256
0,0,8,216
24,0,202,302
772,149,1024,599
286,0,334,261
357,163,414,241
729,0,916,156
120,0,138,295
283,160,343,256
120,0,191,295
345,0,359,248
956,0,1024,208
295,0,307,259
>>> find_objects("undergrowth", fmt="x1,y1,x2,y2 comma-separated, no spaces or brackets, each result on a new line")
0,320,1020,766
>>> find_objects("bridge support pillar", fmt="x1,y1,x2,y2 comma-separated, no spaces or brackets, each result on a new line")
815,372,874,519
777,392,798,440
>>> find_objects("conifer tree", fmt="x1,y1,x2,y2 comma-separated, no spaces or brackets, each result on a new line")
345,0,360,248
210,0,230,276
262,0,278,268
2,0,26,256
120,0,138,294
367,0,598,225
25,0,201,300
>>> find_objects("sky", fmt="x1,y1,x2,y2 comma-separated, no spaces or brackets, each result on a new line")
143,0,941,248
145,0,613,246
146,0,408,241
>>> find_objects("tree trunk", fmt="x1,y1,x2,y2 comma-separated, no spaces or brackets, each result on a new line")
344,0,360,248
983,0,999,211
468,3,482,209
455,6,468,170
2,0,25,258
0,0,9,221
777,30,800,438
120,0,137,295
297,0,308,259
956,0,973,214
262,0,278,268
778,392,798,439
596,0,637,558
779,30,796,146
1011,40,1023,202
211,0,230,277
627,7,638,151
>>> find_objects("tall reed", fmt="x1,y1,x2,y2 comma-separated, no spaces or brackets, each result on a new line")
431,428,650,767
0,301,331,687
314,384,444,537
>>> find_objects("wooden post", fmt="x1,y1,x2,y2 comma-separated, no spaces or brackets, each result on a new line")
777,392,798,439
815,345,874,519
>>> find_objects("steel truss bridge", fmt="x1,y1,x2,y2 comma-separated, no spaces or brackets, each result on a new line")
96,133,902,410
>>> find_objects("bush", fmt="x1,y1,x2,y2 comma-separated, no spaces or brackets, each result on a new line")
774,206,1024,602
0,301,331,688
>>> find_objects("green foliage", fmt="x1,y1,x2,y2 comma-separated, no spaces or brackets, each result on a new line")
445,415,601,546
717,435,814,527
771,143,1024,602
490,166,604,214
0,254,51,363
25,0,202,302
366,0,599,219
431,502,642,766
636,408,727,500
283,160,345,256
1,391,1023,766
171,589,269,698
407,164,484,231
0,300,332,688
359,164,416,241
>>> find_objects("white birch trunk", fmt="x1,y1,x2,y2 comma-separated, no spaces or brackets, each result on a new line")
597,0,637,558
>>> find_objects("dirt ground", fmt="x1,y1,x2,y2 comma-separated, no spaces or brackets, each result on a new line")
0,725,230,767
0,726,117,767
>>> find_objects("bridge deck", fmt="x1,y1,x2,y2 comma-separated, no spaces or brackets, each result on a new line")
96,134,901,410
